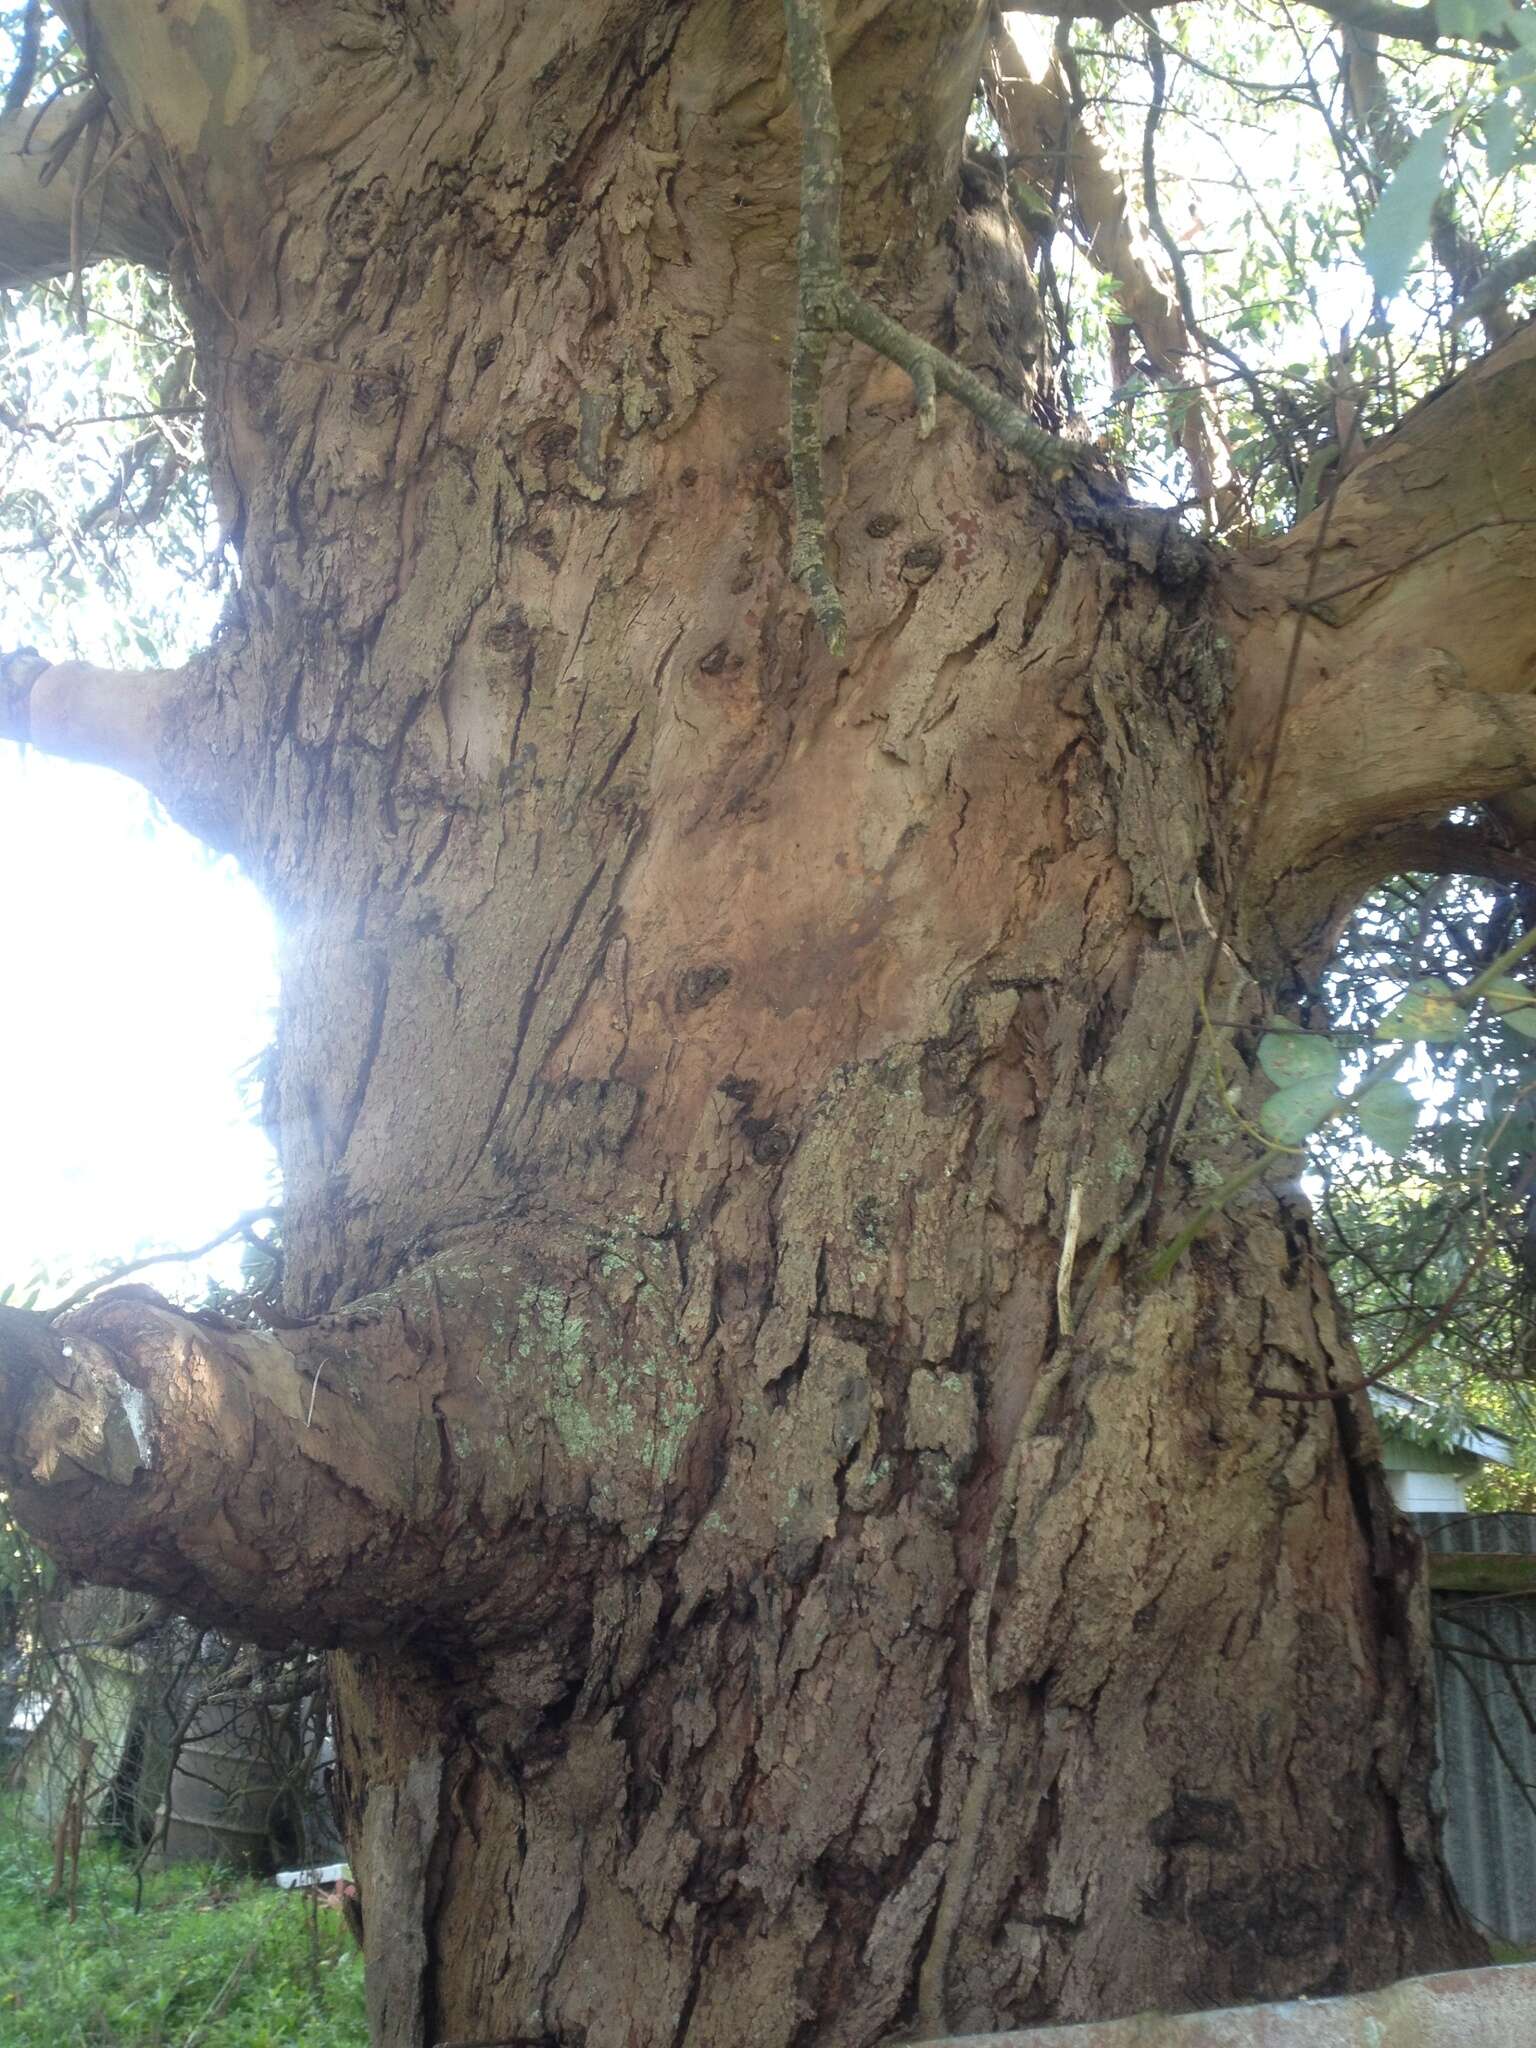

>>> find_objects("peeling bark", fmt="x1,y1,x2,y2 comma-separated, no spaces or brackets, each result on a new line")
0,4,1517,2044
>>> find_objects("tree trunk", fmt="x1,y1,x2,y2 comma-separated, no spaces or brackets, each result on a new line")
10,4,1536,2043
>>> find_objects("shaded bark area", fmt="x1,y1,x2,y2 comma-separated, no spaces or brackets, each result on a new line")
0,4,1500,2042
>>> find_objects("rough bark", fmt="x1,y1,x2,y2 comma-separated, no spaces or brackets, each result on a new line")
5,4,1532,2044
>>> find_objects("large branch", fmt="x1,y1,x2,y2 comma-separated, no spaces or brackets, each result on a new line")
1223,323,1536,954
1004,0,1514,56
0,97,172,287
0,1246,701,1650
2,644,242,846
0,1290,507,1650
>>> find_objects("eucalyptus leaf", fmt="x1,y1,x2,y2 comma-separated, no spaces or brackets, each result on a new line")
1257,1031,1343,1088
1486,976,1536,1040
1361,119,1451,301
1376,978,1465,1044
1483,99,1519,178
1260,1073,1341,1147
1356,1078,1420,1161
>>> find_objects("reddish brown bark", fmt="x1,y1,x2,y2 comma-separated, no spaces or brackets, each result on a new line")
7,4,1536,2043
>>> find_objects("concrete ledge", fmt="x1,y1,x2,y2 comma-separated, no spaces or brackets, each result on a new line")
926,1961,1536,2046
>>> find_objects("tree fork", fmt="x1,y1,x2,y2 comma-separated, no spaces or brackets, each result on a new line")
0,3,1525,2041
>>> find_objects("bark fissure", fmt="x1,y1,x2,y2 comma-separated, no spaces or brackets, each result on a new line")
0,2,1515,2041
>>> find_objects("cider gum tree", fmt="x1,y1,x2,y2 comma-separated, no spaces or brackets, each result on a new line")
3,1,1536,2042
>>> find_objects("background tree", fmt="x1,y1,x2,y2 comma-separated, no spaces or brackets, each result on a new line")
4,3,1536,2044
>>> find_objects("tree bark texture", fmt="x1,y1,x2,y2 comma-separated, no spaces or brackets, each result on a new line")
8,4,1536,2043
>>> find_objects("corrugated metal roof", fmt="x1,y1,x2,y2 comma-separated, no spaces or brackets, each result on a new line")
1420,1514,1536,1947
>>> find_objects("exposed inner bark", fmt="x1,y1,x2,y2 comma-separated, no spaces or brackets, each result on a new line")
2,4,1522,2042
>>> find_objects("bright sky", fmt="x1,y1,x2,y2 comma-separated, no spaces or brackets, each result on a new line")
0,163,280,1307
0,742,277,1302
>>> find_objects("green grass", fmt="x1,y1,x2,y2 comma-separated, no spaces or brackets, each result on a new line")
0,1807,367,2047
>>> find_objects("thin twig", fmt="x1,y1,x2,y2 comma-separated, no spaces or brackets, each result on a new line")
179,1932,266,2048
1055,1183,1084,1338
780,0,1082,652
45,1207,280,1321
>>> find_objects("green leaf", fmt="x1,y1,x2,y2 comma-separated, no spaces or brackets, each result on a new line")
1483,100,1519,177
1361,119,1451,301
1376,978,1466,1044
1486,976,1536,1039
1260,1073,1341,1147
1356,1078,1420,1160
1257,1030,1343,1088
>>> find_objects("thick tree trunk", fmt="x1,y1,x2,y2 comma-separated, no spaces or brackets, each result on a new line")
11,4,1536,2043
4,445,1473,2035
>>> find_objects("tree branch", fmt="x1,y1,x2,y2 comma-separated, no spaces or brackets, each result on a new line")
1357,821,1536,893
1454,236,1536,332
1223,324,1536,954
0,1287,521,1649
0,1245,707,1652
3,1,45,119
0,96,172,287
3,649,183,778
0,643,245,847
1004,0,1514,56
781,0,1082,651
